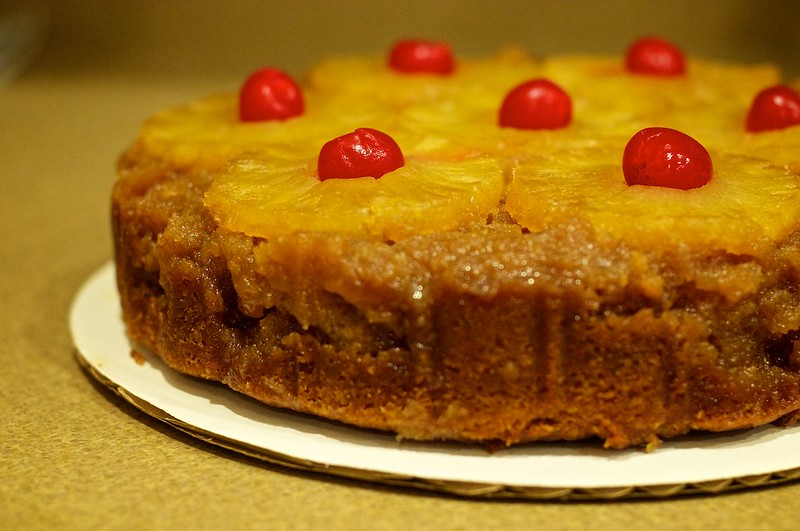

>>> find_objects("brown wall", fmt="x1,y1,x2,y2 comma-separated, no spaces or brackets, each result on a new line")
34,0,800,81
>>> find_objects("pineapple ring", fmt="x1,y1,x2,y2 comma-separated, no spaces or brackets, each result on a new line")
137,93,392,167
506,148,800,256
205,154,504,241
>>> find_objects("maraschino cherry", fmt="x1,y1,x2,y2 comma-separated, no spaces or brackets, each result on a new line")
498,79,572,130
622,127,713,190
745,85,800,132
318,128,405,180
625,37,685,76
239,68,304,122
389,39,454,75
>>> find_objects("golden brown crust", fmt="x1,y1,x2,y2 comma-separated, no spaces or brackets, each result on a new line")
112,147,800,449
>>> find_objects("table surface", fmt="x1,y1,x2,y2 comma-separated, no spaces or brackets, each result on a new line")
4,2,800,529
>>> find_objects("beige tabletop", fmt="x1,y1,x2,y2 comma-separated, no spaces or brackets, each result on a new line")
3,1,800,529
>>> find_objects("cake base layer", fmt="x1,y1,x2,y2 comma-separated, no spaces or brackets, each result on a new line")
112,149,800,449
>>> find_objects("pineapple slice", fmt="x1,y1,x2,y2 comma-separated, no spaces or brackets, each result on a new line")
506,145,800,256
205,154,504,241
137,92,388,168
541,56,780,135
307,47,541,109
738,127,800,174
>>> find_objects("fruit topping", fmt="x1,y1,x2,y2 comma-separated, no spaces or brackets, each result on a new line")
625,37,685,76
622,127,713,189
317,128,405,180
745,85,800,132
389,39,455,74
239,68,304,122
498,79,572,130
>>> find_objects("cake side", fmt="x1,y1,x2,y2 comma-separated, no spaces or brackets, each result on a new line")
113,151,800,448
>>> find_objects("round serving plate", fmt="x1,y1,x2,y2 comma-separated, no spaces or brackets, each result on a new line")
71,263,800,500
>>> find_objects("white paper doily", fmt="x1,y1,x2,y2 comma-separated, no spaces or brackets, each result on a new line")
71,263,800,499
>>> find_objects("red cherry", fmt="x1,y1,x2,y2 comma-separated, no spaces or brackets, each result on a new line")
625,37,685,76
239,68,304,122
622,128,713,190
498,79,572,130
389,39,454,75
317,128,405,181
745,85,800,132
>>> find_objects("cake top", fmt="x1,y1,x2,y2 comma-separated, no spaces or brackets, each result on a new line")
131,38,800,254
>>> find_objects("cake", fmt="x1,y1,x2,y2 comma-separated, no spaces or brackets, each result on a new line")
112,38,800,450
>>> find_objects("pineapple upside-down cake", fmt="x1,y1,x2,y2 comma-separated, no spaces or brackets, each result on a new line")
112,38,800,449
